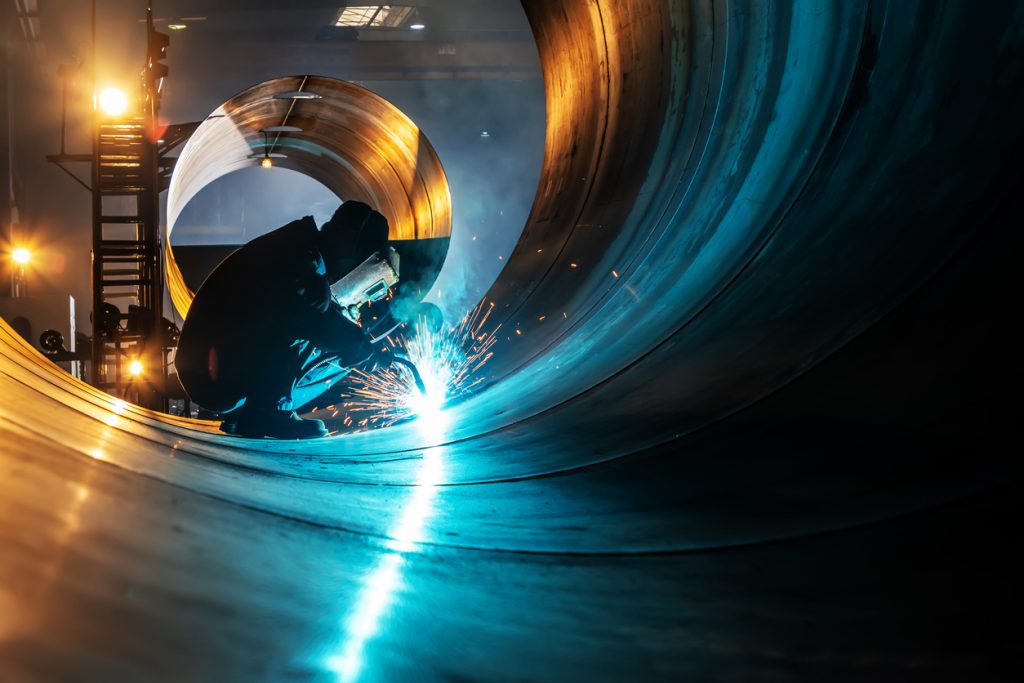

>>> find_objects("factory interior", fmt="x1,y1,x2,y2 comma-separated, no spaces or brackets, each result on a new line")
1,0,1023,680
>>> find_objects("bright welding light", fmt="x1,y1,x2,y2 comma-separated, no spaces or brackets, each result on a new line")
339,302,499,432
11,248,30,265
98,88,129,116
321,312,493,680
325,383,447,682
128,359,144,377
400,325,457,427
405,388,445,424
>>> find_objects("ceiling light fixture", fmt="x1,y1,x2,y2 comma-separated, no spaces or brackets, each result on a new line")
410,23,425,30
336,6,416,28
167,23,187,30
255,130,290,169
261,130,274,169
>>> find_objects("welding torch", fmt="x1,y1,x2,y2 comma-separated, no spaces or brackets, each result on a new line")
392,355,428,396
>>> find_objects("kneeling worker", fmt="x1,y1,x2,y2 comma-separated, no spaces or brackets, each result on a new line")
176,200,394,439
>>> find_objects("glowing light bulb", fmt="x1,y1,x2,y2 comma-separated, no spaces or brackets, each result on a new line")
12,248,30,265
410,23,426,30
261,156,273,169
128,359,144,377
98,88,129,116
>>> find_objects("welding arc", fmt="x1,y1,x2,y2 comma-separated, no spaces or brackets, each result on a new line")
391,356,428,396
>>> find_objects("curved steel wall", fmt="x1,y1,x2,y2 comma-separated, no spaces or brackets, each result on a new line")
3,1,1024,677
2,0,1023,556
164,75,453,317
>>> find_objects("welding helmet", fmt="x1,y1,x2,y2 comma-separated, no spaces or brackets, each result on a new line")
330,247,401,325
319,200,390,281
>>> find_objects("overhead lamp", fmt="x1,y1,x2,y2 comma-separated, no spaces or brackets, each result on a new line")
253,130,287,169
12,247,31,265
128,359,144,377
167,23,187,31
336,5,415,28
273,91,323,100
410,23,426,30
98,87,128,116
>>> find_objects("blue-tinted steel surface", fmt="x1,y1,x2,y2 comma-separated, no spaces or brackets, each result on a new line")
2,0,1023,680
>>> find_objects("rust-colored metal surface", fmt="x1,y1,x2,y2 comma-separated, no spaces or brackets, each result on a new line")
165,75,452,317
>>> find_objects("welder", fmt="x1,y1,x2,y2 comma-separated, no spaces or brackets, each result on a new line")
175,200,394,439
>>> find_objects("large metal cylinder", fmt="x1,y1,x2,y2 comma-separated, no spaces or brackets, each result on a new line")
165,75,452,317
2,1,1023,676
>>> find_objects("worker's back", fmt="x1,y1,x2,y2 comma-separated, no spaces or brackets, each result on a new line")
175,216,328,411
179,217,323,352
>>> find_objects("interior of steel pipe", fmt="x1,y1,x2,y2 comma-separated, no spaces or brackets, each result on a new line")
2,0,1023,678
165,75,453,316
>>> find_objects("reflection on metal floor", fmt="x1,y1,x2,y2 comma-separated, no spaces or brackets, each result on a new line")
2,0,1023,680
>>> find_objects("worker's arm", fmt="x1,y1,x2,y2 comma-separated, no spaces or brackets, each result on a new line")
293,267,377,359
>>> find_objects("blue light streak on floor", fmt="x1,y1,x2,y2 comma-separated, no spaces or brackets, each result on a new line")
324,397,449,681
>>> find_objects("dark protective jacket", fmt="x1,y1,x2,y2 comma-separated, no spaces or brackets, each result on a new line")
175,216,373,410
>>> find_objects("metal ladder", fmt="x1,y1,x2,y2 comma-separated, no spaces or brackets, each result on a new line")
91,118,164,403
